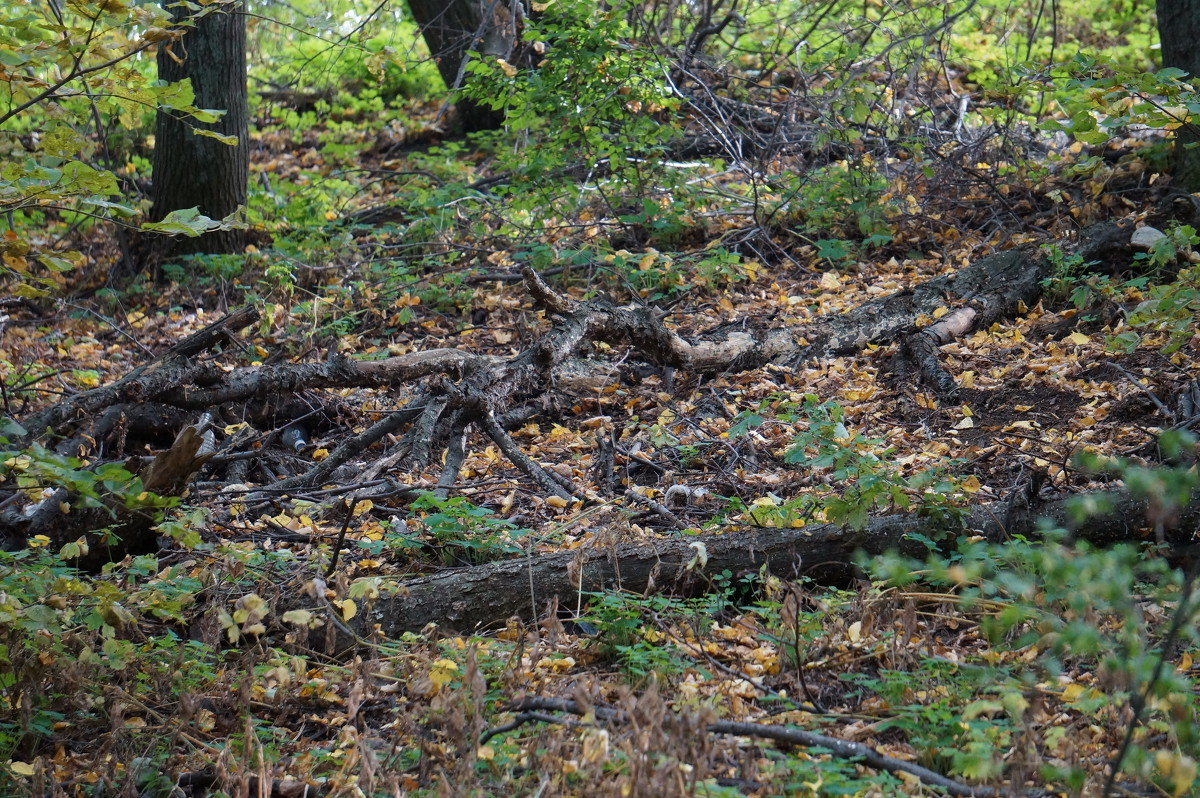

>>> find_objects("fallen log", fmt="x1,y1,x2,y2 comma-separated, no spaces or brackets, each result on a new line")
339,488,1200,637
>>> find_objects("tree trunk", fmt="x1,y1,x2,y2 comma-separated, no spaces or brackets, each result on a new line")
406,0,526,132
143,1,248,269
1157,0,1200,191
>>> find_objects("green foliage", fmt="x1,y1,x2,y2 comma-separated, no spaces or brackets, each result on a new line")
1043,226,1200,356
786,161,895,262
583,588,729,681
0,547,213,760
0,0,245,295
604,245,750,301
0,443,176,519
250,2,441,109
458,0,686,246
463,0,679,175
730,395,967,530
844,660,1019,780
1121,261,1200,357
393,492,532,565
1044,55,1200,151
869,434,1200,791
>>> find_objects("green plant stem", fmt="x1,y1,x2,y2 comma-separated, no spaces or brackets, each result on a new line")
1102,561,1199,796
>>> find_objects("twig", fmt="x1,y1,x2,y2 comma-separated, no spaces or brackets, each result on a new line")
408,394,448,467
1110,362,1174,421
709,720,996,797
434,416,468,499
492,697,998,797
624,488,685,529
648,611,822,716
478,710,590,746
272,404,422,490
479,411,576,502
323,495,357,579
467,266,566,284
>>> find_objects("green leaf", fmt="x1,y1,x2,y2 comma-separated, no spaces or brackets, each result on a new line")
81,198,137,216
154,79,196,110
188,108,223,124
193,128,238,145
60,160,119,195
141,207,223,237
0,49,29,67
42,125,85,158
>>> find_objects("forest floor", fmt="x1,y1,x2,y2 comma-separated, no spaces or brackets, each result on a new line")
1,93,1199,797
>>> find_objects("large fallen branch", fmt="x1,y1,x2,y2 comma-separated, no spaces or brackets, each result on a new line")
335,488,1200,637
0,220,1145,561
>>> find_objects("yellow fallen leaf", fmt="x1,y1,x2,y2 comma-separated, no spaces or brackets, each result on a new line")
334,599,356,621
536,656,576,672
581,728,610,764
430,658,459,689
1067,332,1089,345
1061,683,1085,702
847,621,862,643
282,609,313,626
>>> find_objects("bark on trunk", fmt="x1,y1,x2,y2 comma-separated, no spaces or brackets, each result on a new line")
1157,0,1200,191
406,0,526,132
142,1,248,268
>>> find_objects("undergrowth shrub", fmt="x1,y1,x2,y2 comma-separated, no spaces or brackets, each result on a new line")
867,431,1200,792
729,395,969,530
